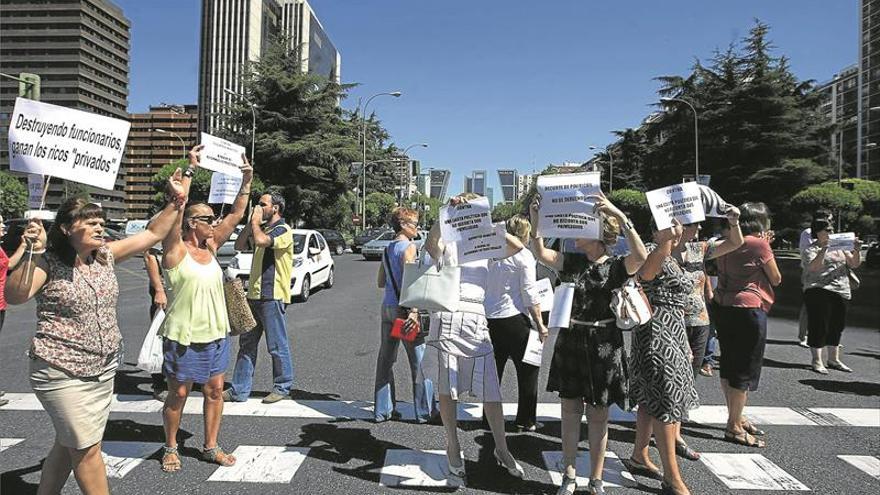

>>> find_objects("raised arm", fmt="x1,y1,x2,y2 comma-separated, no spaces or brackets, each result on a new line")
211,154,253,248
593,192,647,275
528,195,563,271
234,222,254,251
706,207,744,260
5,236,28,269
424,216,445,263
111,168,188,263
249,206,273,248
639,223,681,281
4,220,48,305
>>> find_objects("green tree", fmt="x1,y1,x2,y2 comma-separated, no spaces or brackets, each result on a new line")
364,192,396,228
150,159,265,213
0,171,27,218
791,183,863,229
608,189,651,233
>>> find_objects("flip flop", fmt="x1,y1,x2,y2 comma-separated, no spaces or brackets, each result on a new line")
741,420,766,436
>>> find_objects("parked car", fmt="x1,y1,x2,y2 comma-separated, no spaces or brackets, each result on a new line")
124,220,149,237
866,241,880,269
353,228,388,253
361,230,426,261
226,228,333,302
317,229,348,255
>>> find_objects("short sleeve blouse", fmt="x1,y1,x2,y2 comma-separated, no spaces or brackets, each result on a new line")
715,236,776,312
561,253,628,323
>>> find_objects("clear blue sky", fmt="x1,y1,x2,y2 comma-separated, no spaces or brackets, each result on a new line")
118,0,857,196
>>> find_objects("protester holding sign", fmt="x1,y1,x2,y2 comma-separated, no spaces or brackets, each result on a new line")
484,215,549,433
0,215,30,408
801,216,862,374
629,221,700,495
713,203,781,450
159,146,252,473
3,173,186,495
374,207,437,423
529,192,647,495
423,193,527,483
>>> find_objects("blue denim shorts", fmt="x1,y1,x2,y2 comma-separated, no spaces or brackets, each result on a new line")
163,337,230,384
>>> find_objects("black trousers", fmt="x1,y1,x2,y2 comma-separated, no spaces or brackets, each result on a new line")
804,288,847,348
488,313,539,426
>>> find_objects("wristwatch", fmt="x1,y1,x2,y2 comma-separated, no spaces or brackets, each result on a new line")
183,167,195,178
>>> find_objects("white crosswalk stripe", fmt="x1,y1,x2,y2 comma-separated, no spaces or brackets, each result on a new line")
379,449,463,488
101,441,163,478
838,455,880,480
700,453,809,491
206,446,310,483
0,438,24,452
542,450,637,489
2,393,878,427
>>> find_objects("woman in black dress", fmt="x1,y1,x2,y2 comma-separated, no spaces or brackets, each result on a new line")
530,193,647,495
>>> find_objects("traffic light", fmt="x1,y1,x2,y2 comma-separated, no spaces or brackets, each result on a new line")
18,72,40,100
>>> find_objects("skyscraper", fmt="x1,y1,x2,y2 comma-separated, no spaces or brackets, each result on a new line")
486,187,494,208
464,170,487,196
497,169,518,203
859,0,879,179
198,0,341,133
429,169,451,200
123,105,199,219
0,0,131,217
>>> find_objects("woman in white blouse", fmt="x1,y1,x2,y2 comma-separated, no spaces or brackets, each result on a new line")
485,215,549,432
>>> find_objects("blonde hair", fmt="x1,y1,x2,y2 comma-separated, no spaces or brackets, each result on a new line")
459,192,480,202
505,215,531,243
602,214,620,246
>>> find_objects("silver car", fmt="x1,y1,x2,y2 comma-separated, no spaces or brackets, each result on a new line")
361,230,426,261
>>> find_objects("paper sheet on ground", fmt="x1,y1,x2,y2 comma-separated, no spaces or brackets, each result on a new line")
548,282,574,329
27,174,44,209
827,232,856,252
208,172,243,204
456,222,506,264
522,330,544,367
8,98,130,190
439,197,492,242
646,182,705,229
199,133,245,177
535,172,602,239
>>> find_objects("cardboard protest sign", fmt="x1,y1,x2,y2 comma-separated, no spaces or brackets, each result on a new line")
8,98,130,190
199,133,245,177
27,174,44,209
698,185,733,218
208,172,243,204
457,222,507,264
439,196,492,242
646,182,705,230
535,172,602,238
827,232,856,252
521,330,544,367
534,277,555,312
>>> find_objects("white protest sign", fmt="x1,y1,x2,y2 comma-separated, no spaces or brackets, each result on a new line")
521,330,544,367
199,132,245,177
457,222,507,264
827,232,856,252
208,172,243,204
536,172,602,239
646,182,705,230
439,196,492,242
534,277,555,312
698,185,733,218
548,282,574,329
27,174,44,209
25,210,55,221
8,98,130,190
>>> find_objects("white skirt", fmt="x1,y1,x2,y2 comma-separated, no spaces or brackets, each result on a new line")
426,310,502,402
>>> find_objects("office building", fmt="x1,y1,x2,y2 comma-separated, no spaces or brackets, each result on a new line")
816,66,858,179
517,173,536,199
0,0,131,217
486,187,494,208
199,0,341,133
391,157,419,201
497,169,518,203
860,0,880,179
123,105,198,219
416,172,430,197
463,170,487,196
429,169,451,200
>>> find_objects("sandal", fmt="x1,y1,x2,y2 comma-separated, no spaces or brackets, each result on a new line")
675,440,701,461
724,429,765,448
202,446,236,467
624,457,663,480
161,446,181,473
741,420,766,436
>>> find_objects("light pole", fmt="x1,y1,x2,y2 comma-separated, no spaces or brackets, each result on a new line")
865,142,877,180
661,97,699,179
223,88,257,165
155,129,186,160
400,143,428,202
361,91,402,231
588,144,614,192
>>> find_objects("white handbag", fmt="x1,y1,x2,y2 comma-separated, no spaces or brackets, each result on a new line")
610,278,653,330
136,309,166,374
399,259,461,312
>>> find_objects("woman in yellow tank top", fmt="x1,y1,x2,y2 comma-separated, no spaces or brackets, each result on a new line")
158,145,253,473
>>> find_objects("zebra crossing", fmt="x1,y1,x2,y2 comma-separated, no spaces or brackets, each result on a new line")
1,435,878,490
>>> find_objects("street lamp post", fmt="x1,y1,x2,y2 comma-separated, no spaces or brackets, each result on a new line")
361,91,402,231
400,143,428,202
223,88,257,165
155,129,186,159
661,97,700,179
588,144,614,192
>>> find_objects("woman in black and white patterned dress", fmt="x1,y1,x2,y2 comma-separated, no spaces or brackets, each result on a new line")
628,222,698,495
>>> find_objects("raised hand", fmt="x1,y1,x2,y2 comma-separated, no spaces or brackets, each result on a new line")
240,154,254,184
167,168,187,207
22,219,46,251
726,205,741,224
250,205,264,225
188,144,204,168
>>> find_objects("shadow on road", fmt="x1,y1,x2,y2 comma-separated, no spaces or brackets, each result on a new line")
798,379,880,396
846,350,880,360
761,357,813,370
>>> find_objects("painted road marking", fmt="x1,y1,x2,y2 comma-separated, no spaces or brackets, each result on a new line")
701,453,809,491
206,446,310,483
379,449,464,488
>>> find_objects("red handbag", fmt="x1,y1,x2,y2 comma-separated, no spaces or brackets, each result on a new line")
390,317,419,342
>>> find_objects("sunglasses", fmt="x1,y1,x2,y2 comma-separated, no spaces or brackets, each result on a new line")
191,215,217,224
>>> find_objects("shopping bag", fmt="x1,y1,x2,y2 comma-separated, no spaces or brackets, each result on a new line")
136,309,165,374
399,260,461,312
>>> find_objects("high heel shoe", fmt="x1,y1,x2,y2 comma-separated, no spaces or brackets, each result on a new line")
660,481,690,495
493,449,525,478
556,472,577,495
446,453,465,479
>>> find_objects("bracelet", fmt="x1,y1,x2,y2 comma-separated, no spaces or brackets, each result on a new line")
183,167,195,178
238,190,251,196
26,248,46,255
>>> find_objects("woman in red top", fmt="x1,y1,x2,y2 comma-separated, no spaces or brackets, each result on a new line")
712,202,782,448
0,215,29,407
